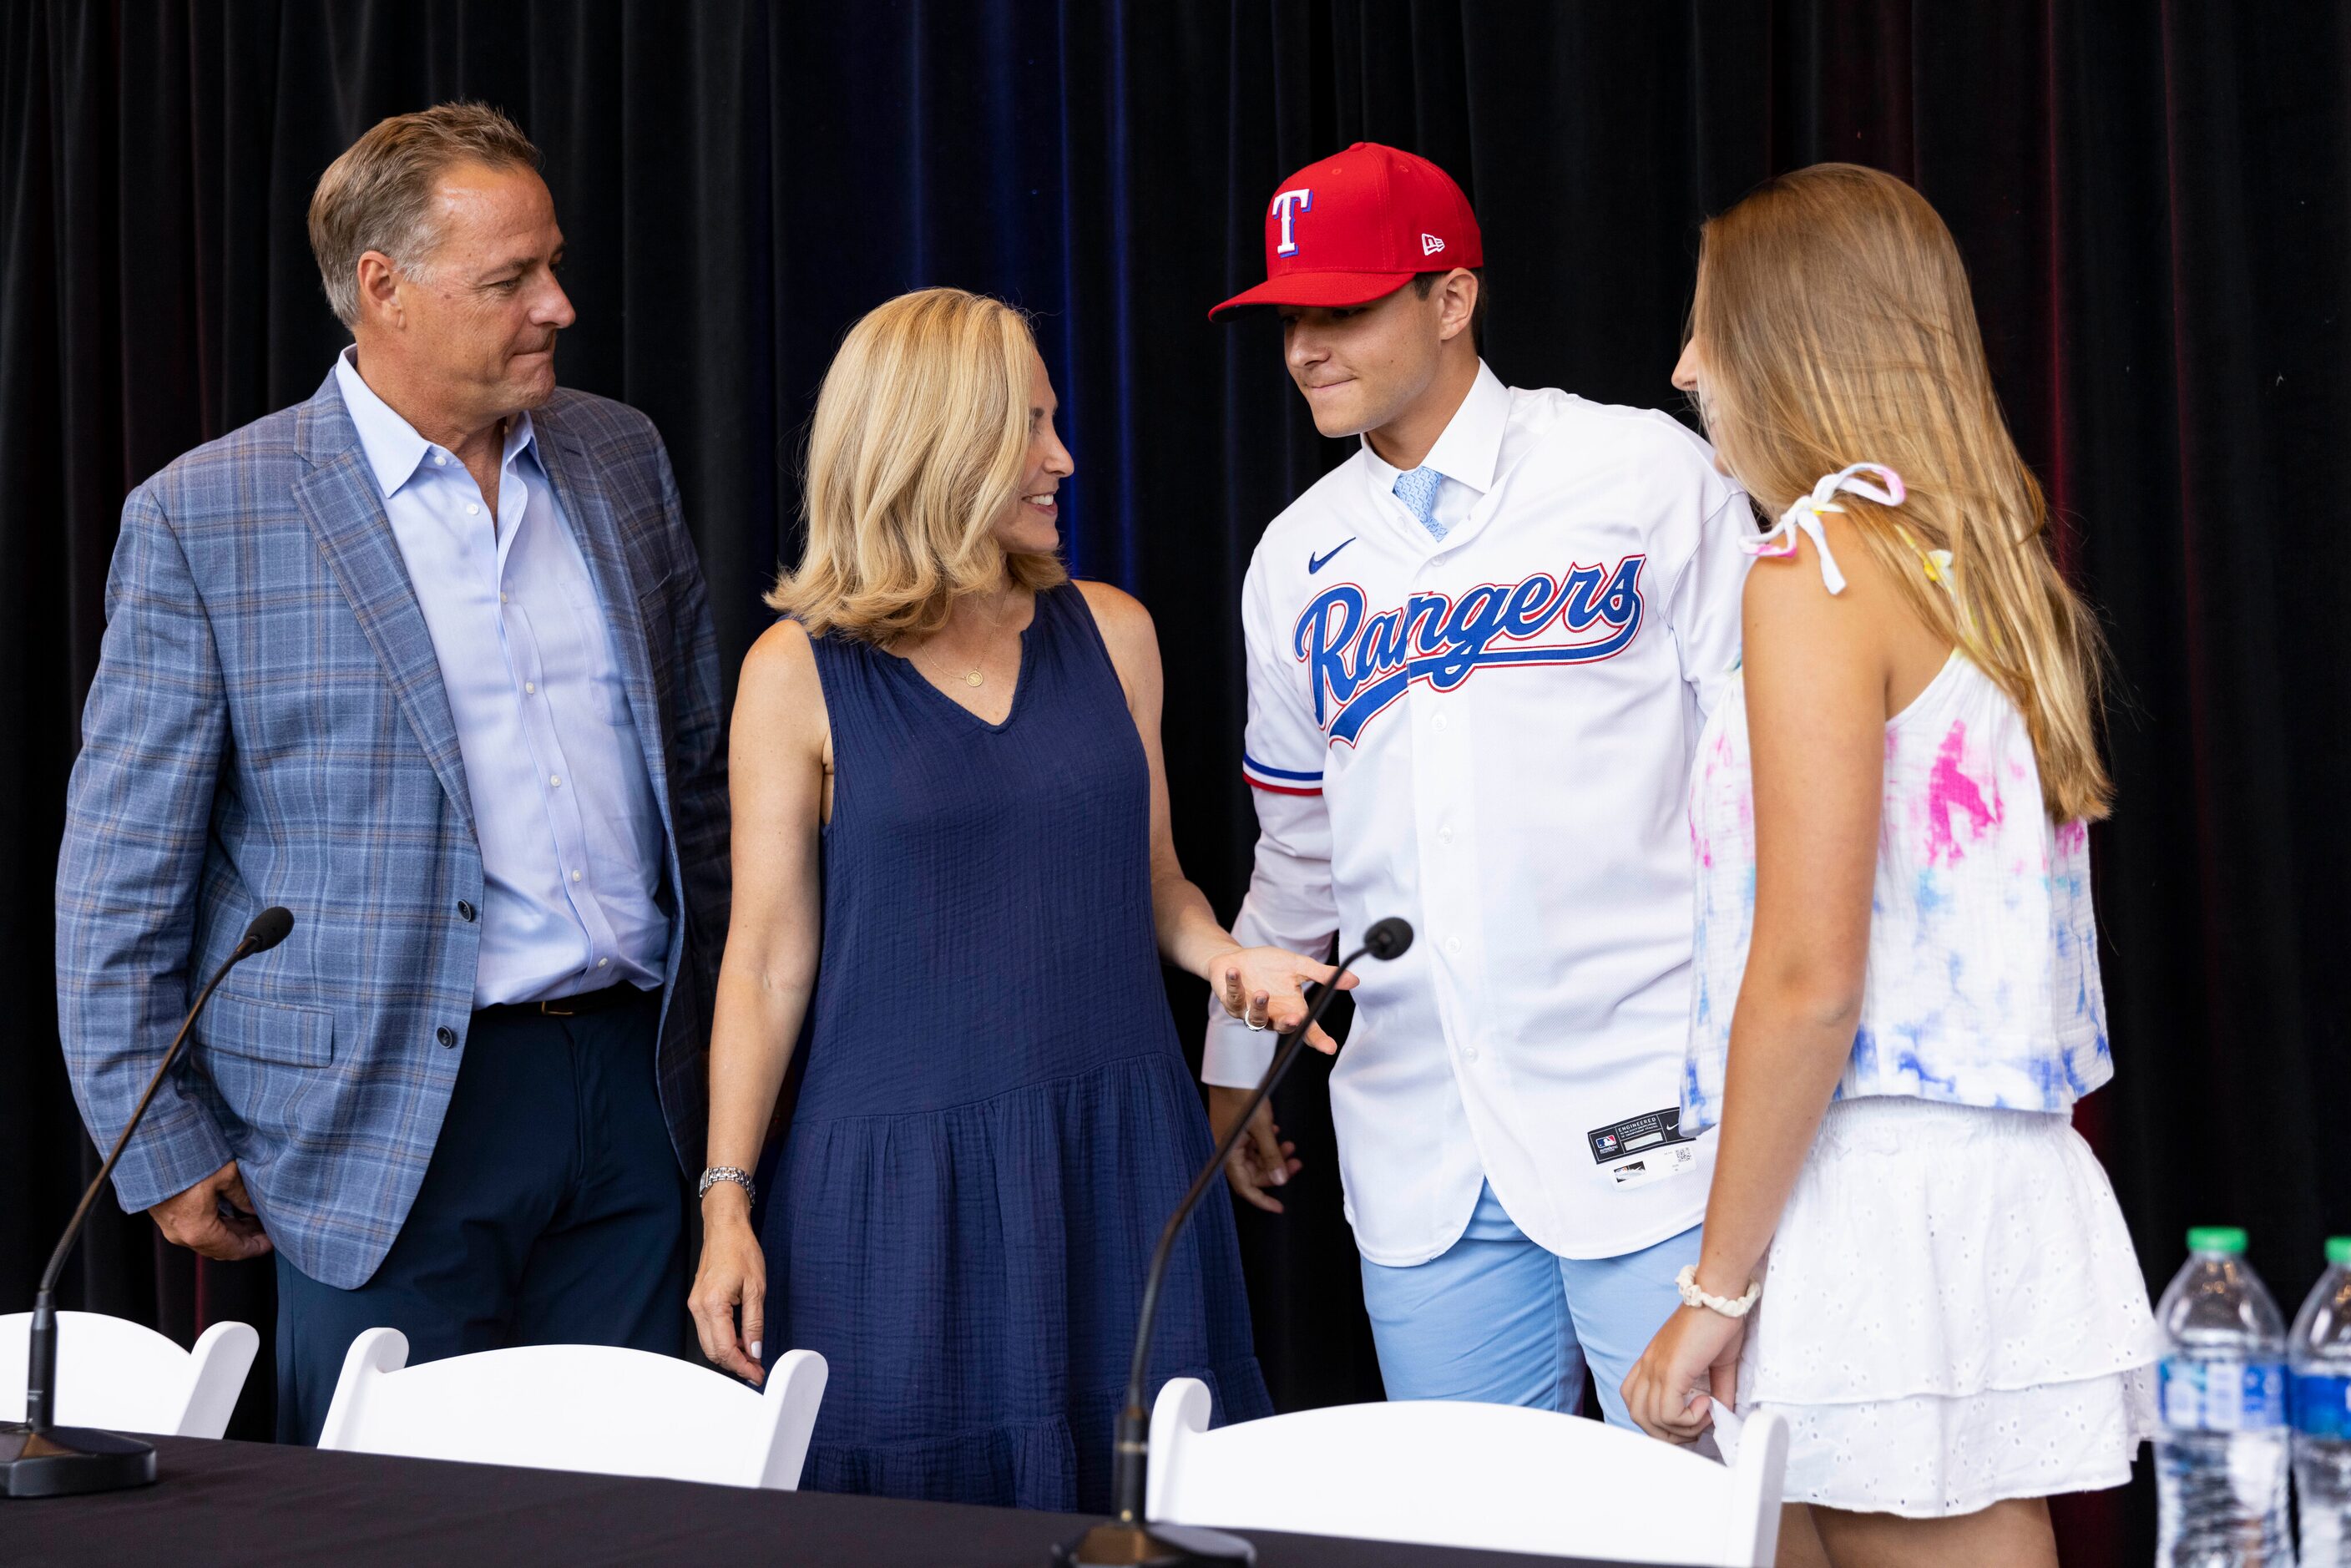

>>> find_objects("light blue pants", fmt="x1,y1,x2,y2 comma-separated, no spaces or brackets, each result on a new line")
1358,1181,1701,1430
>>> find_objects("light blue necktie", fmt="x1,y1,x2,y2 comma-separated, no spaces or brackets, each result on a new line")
1393,465,1448,541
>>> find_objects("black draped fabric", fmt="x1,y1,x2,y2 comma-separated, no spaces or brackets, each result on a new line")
6,5,2346,1560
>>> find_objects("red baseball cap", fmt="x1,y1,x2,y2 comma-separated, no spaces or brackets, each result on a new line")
1210,142,1484,321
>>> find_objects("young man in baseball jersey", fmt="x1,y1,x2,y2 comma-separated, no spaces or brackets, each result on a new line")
1204,143,1751,1428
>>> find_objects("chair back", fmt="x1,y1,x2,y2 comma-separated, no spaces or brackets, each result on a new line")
0,1311,258,1439
1146,1378,1787,1565
316,1328,827,1490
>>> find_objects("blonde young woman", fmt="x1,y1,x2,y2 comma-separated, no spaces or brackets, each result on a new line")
688,288,1306,1510
1620,165,2158,1566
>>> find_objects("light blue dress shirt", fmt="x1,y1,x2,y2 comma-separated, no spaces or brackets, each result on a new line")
333,348,670,1006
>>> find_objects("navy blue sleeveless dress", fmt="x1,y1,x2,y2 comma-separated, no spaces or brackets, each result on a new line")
762,584,1272,1512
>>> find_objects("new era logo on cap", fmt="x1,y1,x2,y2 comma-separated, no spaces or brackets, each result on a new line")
1211,141,1484,320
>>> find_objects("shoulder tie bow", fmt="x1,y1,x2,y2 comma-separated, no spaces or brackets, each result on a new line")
1741,462,1907,596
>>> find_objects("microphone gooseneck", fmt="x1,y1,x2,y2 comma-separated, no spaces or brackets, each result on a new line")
1063,921,1411,1565
34,908,294,1301
8,908,294,1496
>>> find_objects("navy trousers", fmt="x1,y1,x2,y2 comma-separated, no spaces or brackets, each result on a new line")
274,988,689,1443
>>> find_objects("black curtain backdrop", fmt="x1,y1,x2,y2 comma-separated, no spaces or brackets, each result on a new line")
8,4,2348,1561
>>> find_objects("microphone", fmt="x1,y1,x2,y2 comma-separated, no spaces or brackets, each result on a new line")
1056,918,1413,1567
3,907,294,1500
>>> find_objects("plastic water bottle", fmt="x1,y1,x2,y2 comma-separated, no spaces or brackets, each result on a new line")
2155,1227,2294,1565
2293,1238,2351,1565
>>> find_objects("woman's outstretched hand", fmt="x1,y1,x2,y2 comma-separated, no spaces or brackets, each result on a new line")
1206,945,1356,1053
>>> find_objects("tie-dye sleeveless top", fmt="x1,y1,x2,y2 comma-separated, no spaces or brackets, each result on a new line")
1681,650,2112,1132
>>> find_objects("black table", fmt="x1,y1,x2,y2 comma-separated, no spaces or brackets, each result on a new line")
0,1437,1653,1567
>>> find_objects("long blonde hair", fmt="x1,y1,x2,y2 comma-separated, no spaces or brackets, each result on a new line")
769,287,1066,640
1692,163,2111,822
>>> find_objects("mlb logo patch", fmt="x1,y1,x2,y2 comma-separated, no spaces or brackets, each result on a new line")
1421,232,1445,255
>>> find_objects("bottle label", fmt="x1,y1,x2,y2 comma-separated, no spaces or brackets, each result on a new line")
2295,1373,2351,1439
2159,1358,2289,1430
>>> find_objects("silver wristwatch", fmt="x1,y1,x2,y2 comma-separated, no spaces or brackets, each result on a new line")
698,1165,757,1206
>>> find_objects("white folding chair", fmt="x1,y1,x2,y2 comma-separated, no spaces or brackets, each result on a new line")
0,1311,259,1439
1146,1378,1788,1565
316,1328,827,1490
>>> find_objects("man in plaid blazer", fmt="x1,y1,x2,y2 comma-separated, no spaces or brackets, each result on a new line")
54,105,729,1442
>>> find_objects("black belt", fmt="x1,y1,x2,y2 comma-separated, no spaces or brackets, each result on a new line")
475,984,658,1025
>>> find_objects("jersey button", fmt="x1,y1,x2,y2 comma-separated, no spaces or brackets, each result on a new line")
1432,713,1449,732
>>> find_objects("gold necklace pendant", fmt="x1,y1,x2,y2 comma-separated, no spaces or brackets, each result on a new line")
907,589,1012,692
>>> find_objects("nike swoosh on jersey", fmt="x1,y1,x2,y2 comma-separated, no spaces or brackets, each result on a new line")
1307,538,1358,574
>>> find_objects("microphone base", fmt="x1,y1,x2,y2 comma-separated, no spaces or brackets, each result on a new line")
1053,1520,1255,1565
0,1422,157,1498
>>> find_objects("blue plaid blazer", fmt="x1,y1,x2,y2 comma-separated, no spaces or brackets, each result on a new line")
56,372,730,1290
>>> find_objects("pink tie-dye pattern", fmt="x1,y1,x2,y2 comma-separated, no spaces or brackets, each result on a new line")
1696,728,1744,868
1685,655,2111,1129
1924,721,2002,866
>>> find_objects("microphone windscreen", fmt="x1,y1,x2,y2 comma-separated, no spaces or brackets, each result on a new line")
244,906,296,953
1363,917,1413,961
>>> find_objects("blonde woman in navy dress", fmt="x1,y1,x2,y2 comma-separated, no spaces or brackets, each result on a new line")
687,288,1312,1510
1620,165,2157,1566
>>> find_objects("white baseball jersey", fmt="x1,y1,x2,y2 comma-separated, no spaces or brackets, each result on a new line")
1206,362,1752,1265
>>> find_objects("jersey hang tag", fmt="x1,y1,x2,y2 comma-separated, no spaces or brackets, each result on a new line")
1588,1106,1701,1190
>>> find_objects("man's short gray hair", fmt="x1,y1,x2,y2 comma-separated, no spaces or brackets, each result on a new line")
307,103,541,328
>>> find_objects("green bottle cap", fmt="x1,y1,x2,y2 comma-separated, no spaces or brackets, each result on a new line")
2327,1237,2351,1268
2187,1227,2248,1254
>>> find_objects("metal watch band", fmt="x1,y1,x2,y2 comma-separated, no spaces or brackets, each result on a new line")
698,1165,756,1206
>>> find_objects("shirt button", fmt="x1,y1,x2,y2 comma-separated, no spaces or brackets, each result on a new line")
597,957,609,968
1464,1044,1480,1062
456,899,476,922
525,681,537,695
500,592,509,604
572,870,583,883
1432,713,1449,732
436,1025,458,1049
1444,936,1463,955
466,503,481,516
434,453,448,467
549,774,562,787
1438,826,1454,845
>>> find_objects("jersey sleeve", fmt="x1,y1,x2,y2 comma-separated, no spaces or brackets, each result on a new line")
1663,438,1753,724
1203,555,1341,1088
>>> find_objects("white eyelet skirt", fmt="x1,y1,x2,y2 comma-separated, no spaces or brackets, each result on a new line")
1732,1095,2160,1519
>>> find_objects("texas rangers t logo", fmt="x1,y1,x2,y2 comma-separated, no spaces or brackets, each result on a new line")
1272,189,1313,256
1294,557,1647,746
